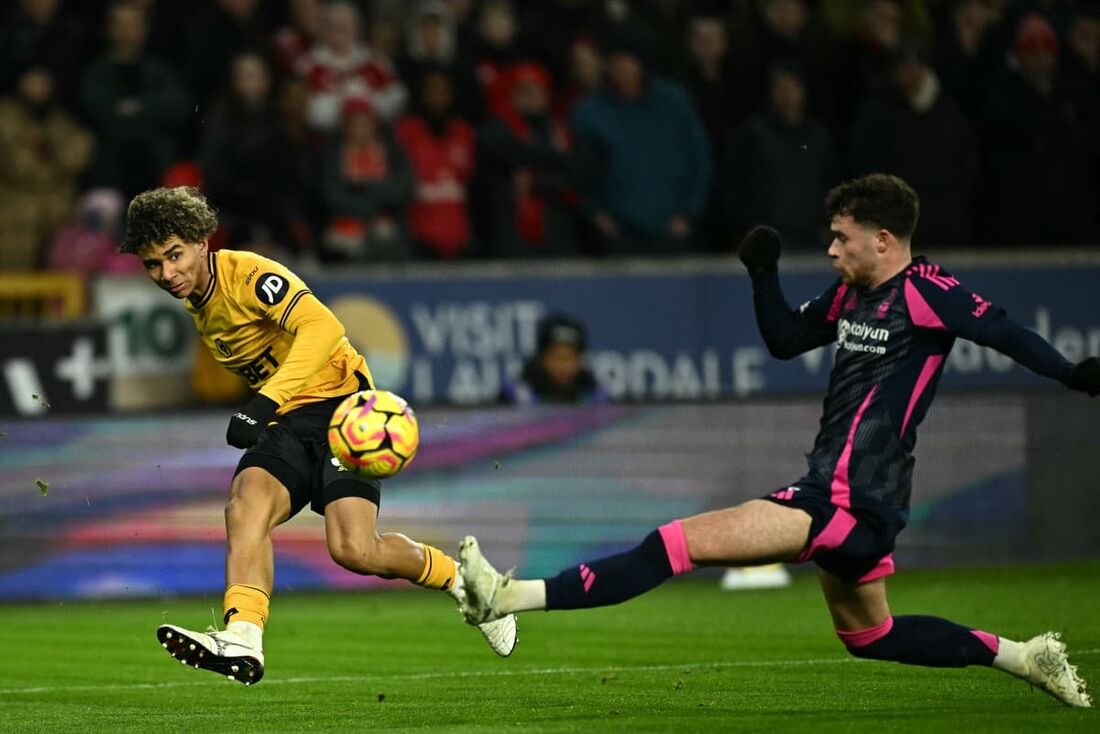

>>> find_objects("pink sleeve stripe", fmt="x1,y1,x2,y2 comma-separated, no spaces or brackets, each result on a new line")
796,507,857,562
970,629,1000,654
658,520,694,576
826,284,850,323
829,386,877,509
837,616,894,648
900,354,945,437
904,279,947,330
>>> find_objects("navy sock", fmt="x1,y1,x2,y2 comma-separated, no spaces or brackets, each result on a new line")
841,615,998,667
544,523,691,610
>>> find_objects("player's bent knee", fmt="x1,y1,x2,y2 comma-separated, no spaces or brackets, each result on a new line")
327,535,387,575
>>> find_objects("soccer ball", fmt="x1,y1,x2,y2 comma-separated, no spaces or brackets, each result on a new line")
327,390,420,478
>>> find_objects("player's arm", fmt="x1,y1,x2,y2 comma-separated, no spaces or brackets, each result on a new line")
258,292,345,405
739,226,840,359
225,267,347,449
904,274,1100,395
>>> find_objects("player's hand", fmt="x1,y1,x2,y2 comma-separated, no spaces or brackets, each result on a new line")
226,394,278,449
1064,357,1100,397
738,225,782,277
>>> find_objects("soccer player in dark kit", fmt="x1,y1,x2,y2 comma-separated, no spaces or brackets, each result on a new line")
458,174,1098,707
122,187,516,685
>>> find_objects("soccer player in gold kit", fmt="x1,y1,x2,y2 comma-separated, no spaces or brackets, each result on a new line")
123,187,515,685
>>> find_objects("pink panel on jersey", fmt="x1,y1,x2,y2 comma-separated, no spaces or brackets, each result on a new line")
900,354,945,437
857,553,896,583
796,507,857,562
830,387,877,509
904,279,947,330
826,284,850,323
658,520,694,576
970,629,1000,654
837,616,895,648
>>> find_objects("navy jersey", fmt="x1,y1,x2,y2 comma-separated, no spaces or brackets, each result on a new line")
751,257,1073,527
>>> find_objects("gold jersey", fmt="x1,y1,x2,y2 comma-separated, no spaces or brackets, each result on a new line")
184,249,373,414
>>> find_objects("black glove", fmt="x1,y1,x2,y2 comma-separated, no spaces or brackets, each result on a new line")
1064,357,1100,397
738,225,782,277
226,394,278,448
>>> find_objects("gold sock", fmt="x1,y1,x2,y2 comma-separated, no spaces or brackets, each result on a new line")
414,544,457,592
223,583,270,628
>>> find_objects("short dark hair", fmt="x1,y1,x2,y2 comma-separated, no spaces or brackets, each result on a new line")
537,313,587,354
122,187,218,254
824,174,920,240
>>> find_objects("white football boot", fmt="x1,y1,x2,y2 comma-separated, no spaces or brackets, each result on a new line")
457,536,517,657
1020,632,1091,708
156,624,265,685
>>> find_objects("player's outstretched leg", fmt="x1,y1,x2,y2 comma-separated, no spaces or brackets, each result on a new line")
156,468,282,683
822,571,1091,708
460,500,811,624
325,496,517,657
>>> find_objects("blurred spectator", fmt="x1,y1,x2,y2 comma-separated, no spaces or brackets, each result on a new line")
321,97,414,262
400,1,480,120
277,75,326,247
572,37,712,255
80,0,190,199
980,13,1098,244
272,0,323,75
0,65,92,271
724,62,840,250
742,0,828,120
1062,5,1100,129
199,51,312,256
681,15,751,158
0,0,87,109
471,0,526,121
366,15,403,69
500,313,610,406
851,40,978,247
828,0,906,147
47,189,140,275
186,0,272,110
297,1,407,131
395,71,476,259
932,0,1003,120
556,35,603,118
680,15,751,249
479,62,578,257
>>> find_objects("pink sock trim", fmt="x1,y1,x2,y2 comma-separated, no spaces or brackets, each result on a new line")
658,520,694,576
970,629,999,654
837,616,894,648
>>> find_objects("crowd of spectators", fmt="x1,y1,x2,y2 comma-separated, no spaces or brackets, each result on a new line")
1,0,1098,273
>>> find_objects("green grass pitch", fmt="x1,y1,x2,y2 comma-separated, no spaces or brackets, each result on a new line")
1,562,1097,732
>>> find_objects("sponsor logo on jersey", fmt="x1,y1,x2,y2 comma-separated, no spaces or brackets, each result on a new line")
215,338,232,358
255,273,289,306
838,318,890,355
234,346,280,384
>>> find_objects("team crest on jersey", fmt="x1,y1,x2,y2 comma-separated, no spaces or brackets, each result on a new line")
255,273,289,306
215,338,232,357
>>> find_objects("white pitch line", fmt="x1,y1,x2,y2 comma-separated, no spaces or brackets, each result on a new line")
3,648,1097,696
0,657,859,696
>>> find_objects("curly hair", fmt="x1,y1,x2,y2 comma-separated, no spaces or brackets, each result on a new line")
121,187,218,254
824,174,920,240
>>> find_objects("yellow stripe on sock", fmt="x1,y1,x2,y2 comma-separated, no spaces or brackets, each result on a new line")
415,545,457,592
223,583,270,628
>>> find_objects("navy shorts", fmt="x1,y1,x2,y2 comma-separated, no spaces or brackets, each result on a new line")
235,386,381,517
761,480,900,584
